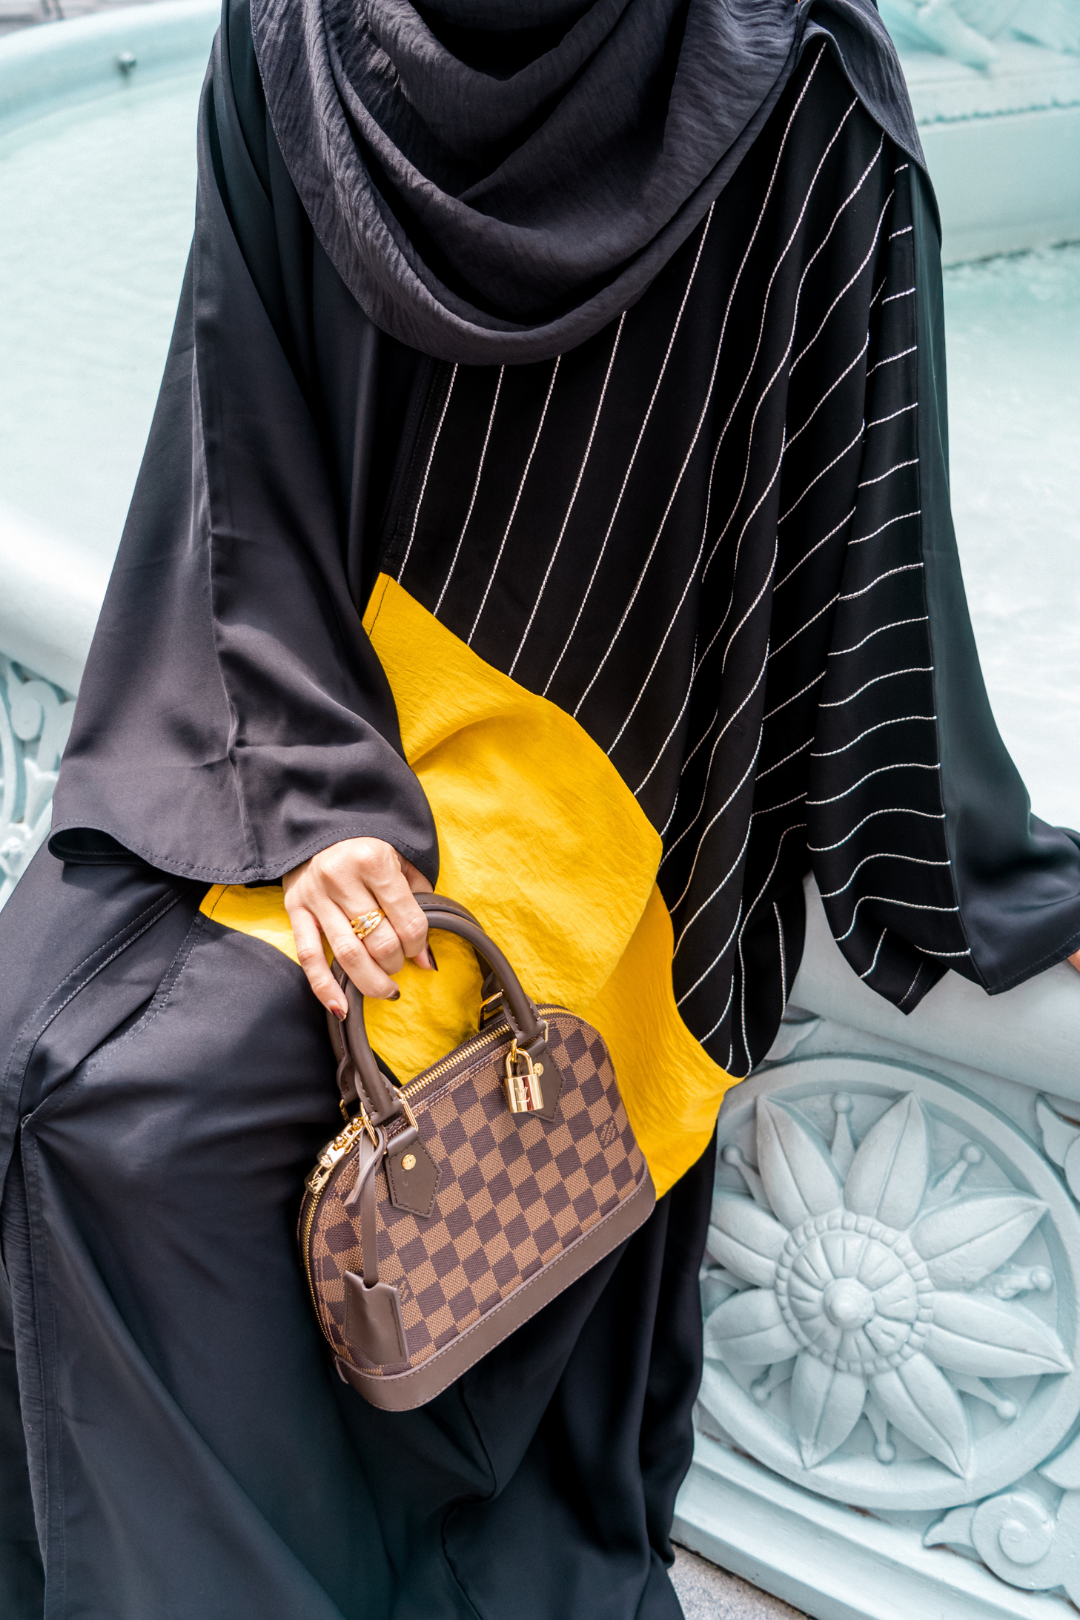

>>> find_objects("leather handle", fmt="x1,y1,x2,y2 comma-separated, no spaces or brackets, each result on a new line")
327,893,548,1127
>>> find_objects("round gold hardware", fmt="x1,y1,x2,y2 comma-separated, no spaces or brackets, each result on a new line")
401,1152,417,1172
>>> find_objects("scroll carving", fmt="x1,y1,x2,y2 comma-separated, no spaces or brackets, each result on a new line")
0,654,74,909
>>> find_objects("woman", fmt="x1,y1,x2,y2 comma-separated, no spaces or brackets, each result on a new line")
2,1,1080,1614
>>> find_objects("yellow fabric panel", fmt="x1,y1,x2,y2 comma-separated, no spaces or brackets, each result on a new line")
363,574,736,1194
198,882,486,1083
200,574,739,1194
578,884,735,1196
201,882,302,962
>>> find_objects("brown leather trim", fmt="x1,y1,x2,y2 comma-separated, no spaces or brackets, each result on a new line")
334,1167,656,1411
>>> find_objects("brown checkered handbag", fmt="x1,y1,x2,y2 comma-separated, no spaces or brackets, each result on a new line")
299,894,655,1410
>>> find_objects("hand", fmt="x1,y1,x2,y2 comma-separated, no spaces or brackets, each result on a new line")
1071,950,1080,975
283,837,435,1018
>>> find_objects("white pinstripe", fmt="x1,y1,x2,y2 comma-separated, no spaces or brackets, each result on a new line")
859,928,887,978
807,759,939,807
613,436,781,760
773,507,856,593
434,367,505,617
787,154,888,373
811,713,935,757
819,665,932,709
850,510,920,546
671,726,764,923
660,651,769,864
677,899,744,1008
763,668,827,722
866,344,917,377
702,145,886,587
835,892,958,943
775,901,788,1016
468,357,560,645
645,91,877,785
573,96,858,723
751,790,809,816
821,849,950,899
918,945,973,958
809,805,945,854
674,819,756,962
733,820,808,1055
858,457,918,489
397,363,458,578
738,929,751,1075
838,561,923,603
701,966,738,1045
881,286,915,304
828,616,928,657
542,205,717,695
635,636,699,796
866,401,917,431
756,737,813,780
769,589,838,658
777,429,863,527
509,316,625,680
785,332,869,450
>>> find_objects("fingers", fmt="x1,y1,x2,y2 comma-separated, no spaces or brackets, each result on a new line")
400,856,434,895
282,837,438,1006
319,903,401,1000
318,839,432,970
288,906,349,1018
366,860,429,966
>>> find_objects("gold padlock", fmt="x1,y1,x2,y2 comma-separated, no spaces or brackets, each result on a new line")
504,1044,545,1114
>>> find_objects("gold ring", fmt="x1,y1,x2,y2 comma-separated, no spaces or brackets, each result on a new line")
349,908,385,942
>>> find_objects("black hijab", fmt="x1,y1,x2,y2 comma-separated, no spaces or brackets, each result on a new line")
250,0,922,362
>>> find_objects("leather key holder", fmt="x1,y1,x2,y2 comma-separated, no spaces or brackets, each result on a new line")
299,894,655,1411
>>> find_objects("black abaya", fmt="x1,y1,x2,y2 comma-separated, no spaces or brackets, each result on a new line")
0,847,712,1619
2,1,1080,1614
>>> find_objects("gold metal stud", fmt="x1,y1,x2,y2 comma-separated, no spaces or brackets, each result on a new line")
401,1152,417,1172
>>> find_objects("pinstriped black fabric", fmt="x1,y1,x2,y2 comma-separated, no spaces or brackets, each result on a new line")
385,46,968,1078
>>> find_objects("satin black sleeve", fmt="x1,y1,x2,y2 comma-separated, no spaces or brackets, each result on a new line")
48,0,438,885
807,157,1080,1005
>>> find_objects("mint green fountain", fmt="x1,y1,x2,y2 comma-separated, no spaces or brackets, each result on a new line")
2,8,1080,1618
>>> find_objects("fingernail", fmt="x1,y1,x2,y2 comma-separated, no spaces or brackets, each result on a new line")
386,988,401,1002
332,1004,347,1021
416,947,438,971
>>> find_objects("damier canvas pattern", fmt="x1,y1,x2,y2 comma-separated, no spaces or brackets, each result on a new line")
307,1011,646,1374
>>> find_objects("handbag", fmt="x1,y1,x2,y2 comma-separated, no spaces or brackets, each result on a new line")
299,893,655,1410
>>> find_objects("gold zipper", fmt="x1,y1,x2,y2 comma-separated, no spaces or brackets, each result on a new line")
399,1020,507,1098
300,1004,561,1323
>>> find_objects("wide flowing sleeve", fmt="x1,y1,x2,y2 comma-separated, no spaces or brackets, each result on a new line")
48,0,438,885
807,160,1080,1005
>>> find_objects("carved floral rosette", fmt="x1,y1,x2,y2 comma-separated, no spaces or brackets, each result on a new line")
698,1058,1080,1510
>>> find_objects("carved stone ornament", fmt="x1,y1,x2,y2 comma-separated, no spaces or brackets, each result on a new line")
698,1058,1080,1510
0,655,74,910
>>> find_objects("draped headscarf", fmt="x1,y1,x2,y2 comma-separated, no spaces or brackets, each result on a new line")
249,0,921,361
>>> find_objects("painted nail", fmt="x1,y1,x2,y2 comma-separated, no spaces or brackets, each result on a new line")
386,988,401,1001
332,1005,347,1021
